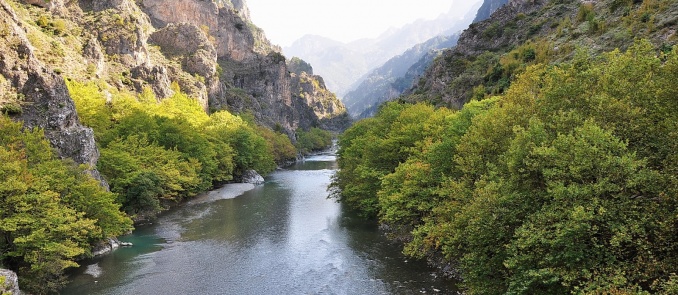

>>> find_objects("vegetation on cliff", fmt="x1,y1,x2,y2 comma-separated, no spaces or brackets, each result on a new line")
0,116,133,293
406,0,678,109
333,41,678,294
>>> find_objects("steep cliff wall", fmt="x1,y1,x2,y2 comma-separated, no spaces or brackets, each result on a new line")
406,0,678,109
1,0,104,182
4,0,346,148
291,72,349,131
138,0,347,134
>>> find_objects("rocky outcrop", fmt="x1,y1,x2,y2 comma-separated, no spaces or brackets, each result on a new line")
0,0,105,183
82,37,107,78
91,237,131,257
241,169,264,185
0,269,20,295
150,23,217,79
406,0,547,108
287,57,313,75
291,72,349,131
139,0,277,60
138,0,346,134
83,0,152,67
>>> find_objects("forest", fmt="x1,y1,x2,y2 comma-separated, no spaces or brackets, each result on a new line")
0,82,332,294
332,40,678,294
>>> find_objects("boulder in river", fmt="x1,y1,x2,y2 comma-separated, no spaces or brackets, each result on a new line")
91,238,121,257
241,169,265,185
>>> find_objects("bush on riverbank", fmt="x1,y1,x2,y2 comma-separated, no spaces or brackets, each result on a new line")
333,41,678,294
67,81,288,217
295,127,333,155
0,116,133,294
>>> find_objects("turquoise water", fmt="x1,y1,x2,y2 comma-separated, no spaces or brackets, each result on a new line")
61,153,459,294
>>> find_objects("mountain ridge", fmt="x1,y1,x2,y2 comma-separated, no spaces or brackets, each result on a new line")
284,1,482,97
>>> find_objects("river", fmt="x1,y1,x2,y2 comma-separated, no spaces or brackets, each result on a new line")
61,153,459,294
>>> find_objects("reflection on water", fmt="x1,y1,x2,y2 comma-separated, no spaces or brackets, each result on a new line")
61,153,459,295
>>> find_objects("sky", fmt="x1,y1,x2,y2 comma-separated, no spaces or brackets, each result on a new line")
246,0,483,47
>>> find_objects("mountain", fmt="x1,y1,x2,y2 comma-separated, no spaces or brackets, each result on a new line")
473,0,510,23
343,34,460,118
342,0,507,118
284,1,483,97
139,0,349,132
405,0,678,109
0,0,348,140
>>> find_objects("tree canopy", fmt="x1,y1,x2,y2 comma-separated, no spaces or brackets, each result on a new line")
333,40,678,294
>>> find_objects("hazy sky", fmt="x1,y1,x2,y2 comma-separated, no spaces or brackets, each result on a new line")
246,0,483,47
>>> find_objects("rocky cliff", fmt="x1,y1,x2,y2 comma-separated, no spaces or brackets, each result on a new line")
0,0,104,182
137,0,348,133
290,71,349,131
1,0,347,163
406,0,678,109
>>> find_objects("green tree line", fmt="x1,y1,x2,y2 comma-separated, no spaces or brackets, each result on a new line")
332,40,678,294
67,81,284,218
0,116,133,293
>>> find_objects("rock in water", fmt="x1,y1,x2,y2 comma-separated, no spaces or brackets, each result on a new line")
242,169,265,185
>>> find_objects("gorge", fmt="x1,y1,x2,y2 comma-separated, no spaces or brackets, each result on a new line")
3,0,678,294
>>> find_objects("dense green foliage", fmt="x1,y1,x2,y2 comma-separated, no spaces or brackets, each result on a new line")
295,127,333,155
0,116,133,294
333,41,678,294
67,81,295,217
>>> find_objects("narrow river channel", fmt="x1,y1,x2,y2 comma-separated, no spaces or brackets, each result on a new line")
61,152,459,294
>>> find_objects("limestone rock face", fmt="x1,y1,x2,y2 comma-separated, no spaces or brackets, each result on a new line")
0,0,105,183
82,38,107,77
0,269,21,295
19,0,76,16
217,52,297,131
140,0,347,134
82,0,153,67
140,0,277,60
149,23,217,79
141,0,219,29
130,65,174,99
291,72,350,131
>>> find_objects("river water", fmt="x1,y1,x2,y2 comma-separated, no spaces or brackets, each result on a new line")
61,153,459,294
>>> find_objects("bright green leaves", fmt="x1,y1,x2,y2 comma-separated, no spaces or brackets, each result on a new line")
67,80,290,216
0,116,132,294
333,103,440,217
